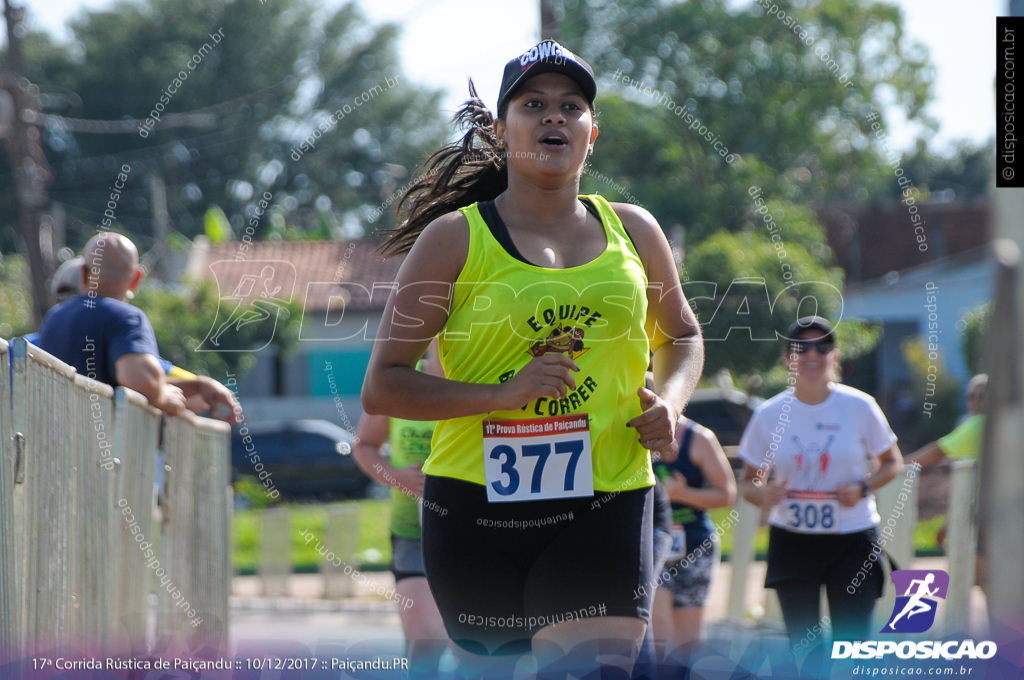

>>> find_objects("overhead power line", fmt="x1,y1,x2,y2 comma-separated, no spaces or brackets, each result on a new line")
26,110,218,134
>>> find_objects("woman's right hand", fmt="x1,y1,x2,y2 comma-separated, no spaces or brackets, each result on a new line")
391,462,426,499
759,480,789,509
498,354,579,410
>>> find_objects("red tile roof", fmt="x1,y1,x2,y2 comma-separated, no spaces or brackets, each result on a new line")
189,239,402,311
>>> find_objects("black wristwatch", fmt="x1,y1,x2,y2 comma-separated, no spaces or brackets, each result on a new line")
859,479,871,497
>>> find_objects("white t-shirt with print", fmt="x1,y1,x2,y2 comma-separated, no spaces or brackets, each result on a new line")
738,383,897,534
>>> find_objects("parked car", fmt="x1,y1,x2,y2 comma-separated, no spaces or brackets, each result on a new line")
230,419,368,500
683,387,762,460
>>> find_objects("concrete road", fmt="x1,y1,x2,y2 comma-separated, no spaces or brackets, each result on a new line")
227,556,991,657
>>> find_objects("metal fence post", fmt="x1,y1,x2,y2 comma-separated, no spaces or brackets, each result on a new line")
260,506,292,598
873,464,918,630
75,374,118,652
0,338,17,662
157,412,231,652
189,414,231,645
323,503,360,598
726,497,759,620
112,387,160,653
9,337,78,652
945,460,977,635
979,239,1024,638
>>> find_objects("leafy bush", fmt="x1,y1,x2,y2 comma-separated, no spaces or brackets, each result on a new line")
960,303,990,377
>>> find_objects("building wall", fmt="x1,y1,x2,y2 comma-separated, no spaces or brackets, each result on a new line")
843,254,994,397
818,201,991,284
233,395,364,431
232,310,385,432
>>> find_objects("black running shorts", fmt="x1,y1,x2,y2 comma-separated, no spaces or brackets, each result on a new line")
421,474,654,656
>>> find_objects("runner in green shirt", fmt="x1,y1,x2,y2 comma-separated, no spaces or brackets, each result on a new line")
905,373,987,592
354,341,447,675
905,374,987,466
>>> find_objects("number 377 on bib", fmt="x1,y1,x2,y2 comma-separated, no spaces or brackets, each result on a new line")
482,415,595,502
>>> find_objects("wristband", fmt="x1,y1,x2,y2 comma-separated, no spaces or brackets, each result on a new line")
859,479,871,498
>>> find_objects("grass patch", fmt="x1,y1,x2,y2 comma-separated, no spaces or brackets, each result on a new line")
233,500,392,575
912,514,948,556
709,507,770,560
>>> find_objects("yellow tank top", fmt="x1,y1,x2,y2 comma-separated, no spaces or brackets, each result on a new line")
423,194,655,492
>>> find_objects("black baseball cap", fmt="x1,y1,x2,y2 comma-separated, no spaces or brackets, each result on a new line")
784,316,834,341
496,40,597,115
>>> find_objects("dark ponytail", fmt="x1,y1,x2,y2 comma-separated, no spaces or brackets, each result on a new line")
378,81,507,256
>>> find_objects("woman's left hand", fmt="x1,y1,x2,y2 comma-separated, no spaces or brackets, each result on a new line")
662,470,690,501
627,386,678,458
835,482,866,507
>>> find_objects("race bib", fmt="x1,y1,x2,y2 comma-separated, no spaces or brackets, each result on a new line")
666,523,688,561
783,490,838,534
482,414,594,502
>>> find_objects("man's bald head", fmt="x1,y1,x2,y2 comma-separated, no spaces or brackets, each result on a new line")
82,232,142,300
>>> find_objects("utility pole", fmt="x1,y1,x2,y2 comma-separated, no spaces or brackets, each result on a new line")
147,173,170,281
2,1,217,309
540,0,560,41
2,0,53,325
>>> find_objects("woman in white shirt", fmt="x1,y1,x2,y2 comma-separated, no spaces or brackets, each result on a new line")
738,316,904,646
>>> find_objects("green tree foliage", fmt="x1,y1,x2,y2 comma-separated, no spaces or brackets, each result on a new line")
867,138,994,203
680,198,878,378
578,97,862,380
2,0,448,255
901,337,960,449
0,255,36,338
960,302,990,377
133,279,302,381
562,0,936,225
563,0,955,382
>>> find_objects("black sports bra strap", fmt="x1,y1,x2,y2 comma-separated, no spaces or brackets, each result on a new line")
477,197,630,266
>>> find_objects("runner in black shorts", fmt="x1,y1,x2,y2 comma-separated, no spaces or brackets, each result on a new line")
738,317,904,649
362,40,704,678
353,343,447,675
422,476,652,656
652,416,735,662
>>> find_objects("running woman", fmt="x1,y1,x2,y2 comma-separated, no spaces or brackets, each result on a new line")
738,316,904,646
353,341,447,675
652,415,735,660
362,40,703,677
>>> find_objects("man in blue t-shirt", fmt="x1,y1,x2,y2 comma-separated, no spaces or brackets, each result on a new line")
38,233,187,416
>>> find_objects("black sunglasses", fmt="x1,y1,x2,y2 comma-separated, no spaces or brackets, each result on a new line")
789,339,835,355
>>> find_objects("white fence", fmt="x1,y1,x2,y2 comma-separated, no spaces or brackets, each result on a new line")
0,337,231,661
244,503,362,599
